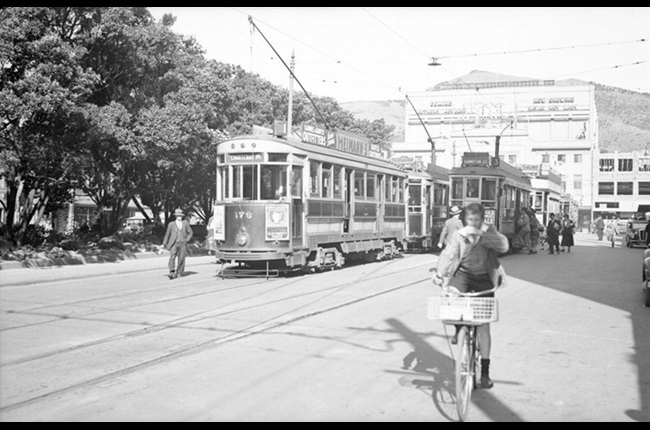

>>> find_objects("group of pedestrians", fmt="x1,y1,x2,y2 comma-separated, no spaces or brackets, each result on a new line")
593,215,620,247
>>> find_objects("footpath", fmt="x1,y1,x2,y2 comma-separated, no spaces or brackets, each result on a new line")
0,252,217,287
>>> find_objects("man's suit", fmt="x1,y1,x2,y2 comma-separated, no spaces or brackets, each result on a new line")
162,219,193,276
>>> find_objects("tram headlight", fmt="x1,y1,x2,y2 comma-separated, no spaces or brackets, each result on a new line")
236,234,248,247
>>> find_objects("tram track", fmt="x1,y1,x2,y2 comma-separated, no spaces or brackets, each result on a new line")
1,259,433,367
0,261,432,414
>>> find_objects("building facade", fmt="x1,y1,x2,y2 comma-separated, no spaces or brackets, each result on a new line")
395,73,599,222
593,151,650,219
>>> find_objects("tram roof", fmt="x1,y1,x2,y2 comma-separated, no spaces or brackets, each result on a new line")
218,134,408,175
450,161,531,189
404,164,451,182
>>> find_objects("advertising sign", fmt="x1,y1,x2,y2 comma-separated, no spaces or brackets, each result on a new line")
265,204,290,241
213,205,225,241
484,208,496,226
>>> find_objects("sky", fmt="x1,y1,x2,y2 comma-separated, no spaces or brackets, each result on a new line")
147,7,650,103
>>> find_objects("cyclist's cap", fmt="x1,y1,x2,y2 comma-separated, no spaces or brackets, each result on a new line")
450,205,462,215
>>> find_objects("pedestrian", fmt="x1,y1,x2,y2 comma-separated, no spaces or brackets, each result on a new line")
546,213,562,255
206,214,216,256
432,202,509,389
560,214,575,252
604,217,619,248
595,215,605,240
437,205,464,250
162,208,194,279
517,209,534,254
528,208,541,254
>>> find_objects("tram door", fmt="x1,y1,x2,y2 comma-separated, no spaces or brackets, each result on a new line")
344,169,352,233
292,199,303,248
376,175,385,233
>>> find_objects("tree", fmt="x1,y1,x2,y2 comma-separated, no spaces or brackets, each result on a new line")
0,7,99,245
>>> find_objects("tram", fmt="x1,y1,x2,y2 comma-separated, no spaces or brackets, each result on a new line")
449,152,532,251
404,164,450,252
212,127,409,276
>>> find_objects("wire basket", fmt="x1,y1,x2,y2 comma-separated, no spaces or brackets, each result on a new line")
428,295,498,323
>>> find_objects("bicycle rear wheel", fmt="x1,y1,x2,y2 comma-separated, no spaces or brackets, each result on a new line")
455,326,473,422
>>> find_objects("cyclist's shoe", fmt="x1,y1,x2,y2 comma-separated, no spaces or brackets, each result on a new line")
479,376,494,389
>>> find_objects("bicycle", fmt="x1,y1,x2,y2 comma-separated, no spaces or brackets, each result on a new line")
429,272,499,422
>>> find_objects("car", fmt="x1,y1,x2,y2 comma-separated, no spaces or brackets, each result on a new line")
626,212,649,248
643,249,650,307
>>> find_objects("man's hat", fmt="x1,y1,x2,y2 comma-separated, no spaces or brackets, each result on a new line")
450,205,462,216
174,208,184,217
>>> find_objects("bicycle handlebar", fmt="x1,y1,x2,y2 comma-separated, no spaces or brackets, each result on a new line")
430,267,500,297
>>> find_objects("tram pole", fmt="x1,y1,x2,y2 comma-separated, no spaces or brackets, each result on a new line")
405,94,436,166
287,50,295,136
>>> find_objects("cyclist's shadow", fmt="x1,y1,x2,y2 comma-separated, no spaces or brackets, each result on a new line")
388,318,462,421
387,318,524,422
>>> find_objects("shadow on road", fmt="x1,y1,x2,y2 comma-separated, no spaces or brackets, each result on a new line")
500,234,650,422
385,318,526,422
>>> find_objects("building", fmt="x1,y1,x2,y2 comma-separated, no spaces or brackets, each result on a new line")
395,70,599,222
593,150,650,219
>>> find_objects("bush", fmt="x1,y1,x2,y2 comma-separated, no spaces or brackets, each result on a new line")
98,236,125,250
60,238,82,251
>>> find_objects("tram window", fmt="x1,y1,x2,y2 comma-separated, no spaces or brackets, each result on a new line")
354,171,365,200
391,177,398,203
451,178,463,201
366,174,376,200
466,178,480,199
261,165,288,200
409,184,422,206
218,167,229,199
268,153,287,162
397,178,404,203
333,166,342,199
242,165,257,200
310,161,320,197
386,176,393,201
217,155,224,164
233,166,242,198
322,163,332,198
290,166,303,198
481,178,497,201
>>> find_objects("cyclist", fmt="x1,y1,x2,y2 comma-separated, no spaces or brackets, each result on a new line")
432,202,509,389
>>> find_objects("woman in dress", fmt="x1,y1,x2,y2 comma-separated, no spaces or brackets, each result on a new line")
560,214,575,253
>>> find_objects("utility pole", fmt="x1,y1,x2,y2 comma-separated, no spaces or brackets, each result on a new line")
287,50,295,137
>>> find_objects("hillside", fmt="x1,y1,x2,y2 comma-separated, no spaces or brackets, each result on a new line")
341,71,650,152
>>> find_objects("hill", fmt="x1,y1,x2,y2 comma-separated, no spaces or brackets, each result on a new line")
341,71,650,153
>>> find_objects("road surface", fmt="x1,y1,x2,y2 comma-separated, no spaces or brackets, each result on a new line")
0,232,648,421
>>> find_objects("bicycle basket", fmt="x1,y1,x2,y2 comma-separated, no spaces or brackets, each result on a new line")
428,295,498,323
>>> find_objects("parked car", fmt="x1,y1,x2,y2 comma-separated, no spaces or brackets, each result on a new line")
643,249,650,307
626,212,649,248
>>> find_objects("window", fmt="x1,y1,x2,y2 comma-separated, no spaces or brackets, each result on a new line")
290,166,303,197
617,182,633,195
466,178,480,198
386,176,393,201
242,165,257,200
599,159,614,172
218,166,229,199
366,174,376,200
606,202,620,209
333,166,342,199
354,171,365,199
542,154,550,163
618,159,633,172
321,163,332,198
268,153,287,162
391,176,398,202
573,175,582,190
639,182,650,195
508,155,517,164
598,182,614,195
260,165,287,200
558,154,566,163
398,178,404,203
574,154,583,163
451,178,463,201
409,184,422,206
310,161,320,197
481,178,497,201
639,158,650,172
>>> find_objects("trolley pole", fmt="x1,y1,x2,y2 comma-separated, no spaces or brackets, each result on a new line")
287,50,295,136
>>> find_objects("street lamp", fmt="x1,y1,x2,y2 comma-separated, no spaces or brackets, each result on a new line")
428,57,442,66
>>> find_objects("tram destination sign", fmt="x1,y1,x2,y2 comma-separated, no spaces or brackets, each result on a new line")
226,153,263,163
461,152,491,168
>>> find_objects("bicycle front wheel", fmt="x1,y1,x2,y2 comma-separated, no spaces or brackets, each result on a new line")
455,326,473,422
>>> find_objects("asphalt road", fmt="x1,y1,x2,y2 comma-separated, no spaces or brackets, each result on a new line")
0,232,648,422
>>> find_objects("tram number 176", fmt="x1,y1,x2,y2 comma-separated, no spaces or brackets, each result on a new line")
235,211,253,219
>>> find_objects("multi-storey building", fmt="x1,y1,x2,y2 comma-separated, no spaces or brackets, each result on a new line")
394,71,598,222
593,151,650,218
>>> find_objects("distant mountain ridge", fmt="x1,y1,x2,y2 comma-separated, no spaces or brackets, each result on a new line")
342,70,650,153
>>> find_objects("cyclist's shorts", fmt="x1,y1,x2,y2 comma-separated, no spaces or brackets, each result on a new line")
450,270,495,298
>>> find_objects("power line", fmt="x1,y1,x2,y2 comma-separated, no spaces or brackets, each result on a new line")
544,59,649,80
437,38,647,60
360,7,431,60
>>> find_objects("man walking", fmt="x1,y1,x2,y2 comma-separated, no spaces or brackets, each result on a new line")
437,205,464,250
517,209,534,254
162,208,193,279
546,213,562,255
595,215,605,241
528,208,541,254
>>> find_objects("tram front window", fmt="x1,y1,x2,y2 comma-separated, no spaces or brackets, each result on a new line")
232,165,258,199
466,178,480,199
261,165,288,200
409,184,422,206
